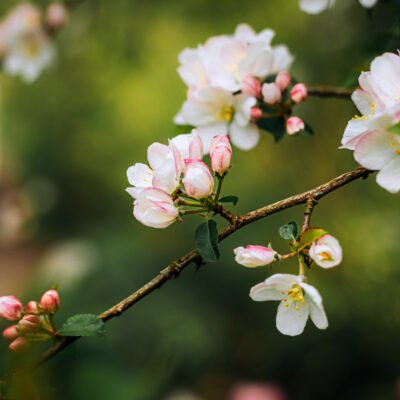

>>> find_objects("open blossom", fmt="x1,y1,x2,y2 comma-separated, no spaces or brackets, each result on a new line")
126,141,182,199
177,23,293,94
299,0,378,14
0,296,23,321
175,23,294,151
250,274,328,336
341,52,400,193
234,245,276,268
0,3,55,82
170,132,203,167
133,188,178,229
210,135,232,175
174,87,259,152
309,234,342,268
182,159,214,199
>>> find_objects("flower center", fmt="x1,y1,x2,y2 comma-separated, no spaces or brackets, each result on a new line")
216,106,234,123
389,134,400,156
283,284,305,311
319,251,333,261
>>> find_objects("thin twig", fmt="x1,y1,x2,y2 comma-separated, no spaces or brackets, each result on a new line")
29,166,371,369
301,197,317,234
307,86,353,99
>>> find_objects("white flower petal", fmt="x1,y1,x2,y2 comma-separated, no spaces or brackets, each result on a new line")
359,0,378,7
147,143,170,170
249,282,284,302
263,274,299,292
299,0,336,14
127,163,153,187
276,300,309,336
229,122,260,151
301,283,329,330
354,130,396,170
376,156,400,193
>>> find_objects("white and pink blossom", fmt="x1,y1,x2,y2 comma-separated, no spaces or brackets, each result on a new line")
234,245,276,268
309,234,343,268
341,52,400,193
299,0,378,14
250,274,328,336
275,71,291,91
210,135,232,175
174,87,259,152
262,82,282,105
133,188,179,229
182,159,214,199
0,296,23,321
286,116,305,135
290,83,308,104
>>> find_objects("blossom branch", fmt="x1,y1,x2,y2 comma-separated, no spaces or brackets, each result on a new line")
307,86,353,99
30,166,371,369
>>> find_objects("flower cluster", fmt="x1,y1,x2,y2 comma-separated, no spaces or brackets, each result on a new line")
0,289,60,351
174,23,299,152
341,52,400,193
0,2,68,82
299,0,378,14
234,232,342,336
126,133,232,228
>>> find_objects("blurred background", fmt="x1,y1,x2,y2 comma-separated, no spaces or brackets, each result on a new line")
1,0,400,399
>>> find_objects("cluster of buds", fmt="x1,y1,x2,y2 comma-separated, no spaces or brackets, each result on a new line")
126,133,233,229
234,230,342,336
0,289,60,351
0,2,68,82
247,71,309,136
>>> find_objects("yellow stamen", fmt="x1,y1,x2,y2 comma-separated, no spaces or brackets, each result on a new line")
216,106,234,123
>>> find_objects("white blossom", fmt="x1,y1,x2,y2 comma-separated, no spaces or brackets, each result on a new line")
250,274,328,336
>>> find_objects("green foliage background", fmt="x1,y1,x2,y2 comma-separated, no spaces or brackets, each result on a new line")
1,0,400,399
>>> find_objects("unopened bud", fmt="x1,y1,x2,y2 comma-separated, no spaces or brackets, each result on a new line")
3,325,19,340
18,314,41,333
182,159,214,199
26,301,39,314
46,2,69,30
286,117,305,135
250,107,263,121
210,135,232,175
241,75,261,97
262,83,282,105
0,296,23,321
275,71,291,91
290,83,308,104
40,289,60,313
9,337,29,352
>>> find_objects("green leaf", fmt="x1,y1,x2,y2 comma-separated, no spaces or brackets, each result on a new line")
388,122,400,134
279,221,298,241
257,116,286,142
195,220,220,262
218,195,239,206
59,314,105,337
298,122,314,137
297,228,327,250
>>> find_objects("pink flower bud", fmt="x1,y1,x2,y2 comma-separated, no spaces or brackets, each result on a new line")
210,135,232,175
18,314,41,333
40,289,60,313
134,188,178,229
3,325,19,340
250,107,263,121
290,83,308,104
234,245,277,268
275,71,291,91
26,301,39,314
46,2,69,30
182,159,214,199
0,296,23,321
9,337,29,352
241,75,261,97
286,117,305,135
262,83,282,105
309,234,343,269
